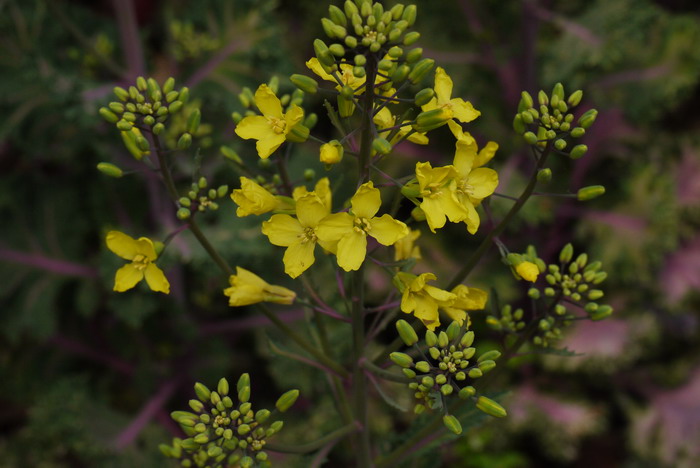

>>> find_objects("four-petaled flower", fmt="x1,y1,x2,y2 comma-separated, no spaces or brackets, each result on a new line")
415,162,469,232
234,84,304,159
224,267,296,306
422,67,480,123
395,272,456,330
231,176,280,217
106,230,170,294
441,285,488,326
317,182,409,271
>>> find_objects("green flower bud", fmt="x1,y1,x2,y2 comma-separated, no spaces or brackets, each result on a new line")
523,131,538,145
403,31,420,46
177,133,192,150
344,0,358,18
215,378,229,396
528,287,541,299
169,101,183,115
587,289,604,300
551,82,565,101
477,350,501,363
287,123,310,143
520,91,534,110
313,39,335,68
114,86,129,101
402,4,417,26
429,347,440,360
344,35,358,48
437,331,449,348
559,243,574,263
578,109,598,129
536,168,552,184
193,433,209,445
461,330,475,347
414,108,450,132
372,137,392,155
443,414,462,434
512,114,526,134
570,127,585,138
396,319,419,346
476,396,507,418
478,360,496,373
445,321,461,341
135,76,148,91
520,111,534,125
567,90,583,107
328,5,347,26
185,110,200,135
391,64,411,83
275,389,299,412
96,162,124,178
389,352,413,368
458,386,476,400
441,384,454,396
569,144,588,160
408,58,435,84
414,88,435,107
116,120,133,131
405,48,423,64
178,86,190,104
415,361,430,373
425,330,438,347
577,185,605,201
99,107,119,123
537,90,548,106
353,66,366,78
590,304,613,320
554,139,567,151
403,368,416,378
237,384,250,403
468,368,483,379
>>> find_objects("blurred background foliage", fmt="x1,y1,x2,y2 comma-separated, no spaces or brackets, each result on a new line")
1,0,700,466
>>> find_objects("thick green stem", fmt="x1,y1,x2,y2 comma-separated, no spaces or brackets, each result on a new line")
360,359,411,384
447,143,553,289
266,422,358,454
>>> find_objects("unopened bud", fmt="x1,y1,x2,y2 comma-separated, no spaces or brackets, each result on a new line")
569,144,588,159
476,396,507,418
389,352,413,368
567,90,583,107
372,137,392,155
578,109,598,129
177,133,192,150
577,185,605,201
396,319,419,346
96,162,124,178
275,389,299,412
408,58,435,84
537,168,552,183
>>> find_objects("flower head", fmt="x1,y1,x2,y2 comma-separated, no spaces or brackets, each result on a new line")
422,67,480,124
415,162,469,232
231,176,279,217
515,261,539,282
234,84,304,159
319,140,344,165
441,285,488,325
106,230,169,294
395,272,456,330
317,182,409,271
394,229,422,261
224,267,296,306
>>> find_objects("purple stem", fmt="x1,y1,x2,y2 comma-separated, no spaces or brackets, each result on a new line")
48,334,134,376
112,0,145,80
0,247,98,278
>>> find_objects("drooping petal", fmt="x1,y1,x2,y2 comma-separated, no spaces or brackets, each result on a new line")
296,194,329,228
283,105,305,133
283,239,316,278
336,231,367,271
420,197,447,233
406,131,429,145
369,214,409,246
467,168,499,199
232,177,279,216
450,98,481,123
373,107,395,129
447,120,476,146
305,58,335,82
254,84,283,118
462,202,481,235
451,285,488,310
433,67,453,105
411,293,440,330
453,144,477,179
106,231,145,260
475,141,498,168
234,115,274,141
442,307,467,325
144,264,170,294
113,264,144,292
424,284,457,304
313,177,332,209
255,133,286,159
234,267,270,289
351,182,382,219
316,212,354,243
441,188,471,223
262,214,304,247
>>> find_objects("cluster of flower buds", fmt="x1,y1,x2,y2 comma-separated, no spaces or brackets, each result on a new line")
160,375,299,468
177,176,229,220
99,77,191,158
170,20,220,61
391,320,506,434
513,83,597,158
486,304,526,334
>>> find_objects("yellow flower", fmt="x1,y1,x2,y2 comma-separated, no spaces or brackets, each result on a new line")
395,272,456,330
515,261,539,282
317,182,409,271
262,193,334,278
306,58,365,92
106,231,170,294
441,285,488,326
320,140,344,165
224,267,296,306
415,162,469,232
231,177,279,217
234,84,304,159
292,177,332,210
394,229,422,261
451,135,499,234
422,67,480,123
374,107,428,145
448,120,498,169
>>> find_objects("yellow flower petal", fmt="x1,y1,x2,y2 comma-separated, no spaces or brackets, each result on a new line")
515,261,539,282
284,105,305,134
394,229,422,261
255,133,286,160
475,141,498,168
336,231,367,271
450,98,480,123
462,202,481,235
254,84,283,118
433,67,453,105
296,194,329,228
283,239,316,278
113,263,144,292
106,231,156,261
144,263,170,294
442,307,467,325
234,115,275,141
231,177,279,216
314,178,332,209
223,267,296,306
262,214,304,246
447,120,476,146
467,168,499,200
406,132,429,145
305,57,334,82
369,214,408,246
351,182,381,219
453,144,477,179
373,107,395,129
317,212,354,243
451,284,488,309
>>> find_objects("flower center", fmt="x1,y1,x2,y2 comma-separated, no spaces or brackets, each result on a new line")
300,227,318,244
421,183,444,199
455,178,474,197
267,116,287,134
353,217,372,235
365,30,377,41
131,254,150,271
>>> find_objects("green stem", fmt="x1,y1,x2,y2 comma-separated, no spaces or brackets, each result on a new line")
187,220,233,276
266,422,358,454
447,143,553,290
360,359,411,384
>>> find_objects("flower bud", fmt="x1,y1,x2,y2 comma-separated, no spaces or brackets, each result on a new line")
537,168,552,184
391,64,411,83
578,109,598,129
194,382,211,402
559,243,574,263
405,47,423,63
96,162,124,178
187,109,201,134
414,108,450,132
445,321,461,341
287,123,310,143
520,91,534,110
411,206,426,221
476,396,507,418
569,144,588,159
443,414,462,434
512,114,526,134
403,31,420,46
459,386,476,400
275,389,299,412
390,352,413,368
478,360,496,373
313,39,335,68
408,58,435,84
177,133,192,150
554,139,567,151
461,330,475,347
567,90,583,107
319,139,344,165
220,146,242,164
328,5,347,26
414,88,435,107
590,305,613,321
372,137,392,155
523,131,538,145
477,350,501,363
396,319,419,346
402,4,417,26
577,185,605,201
415,361,430,373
